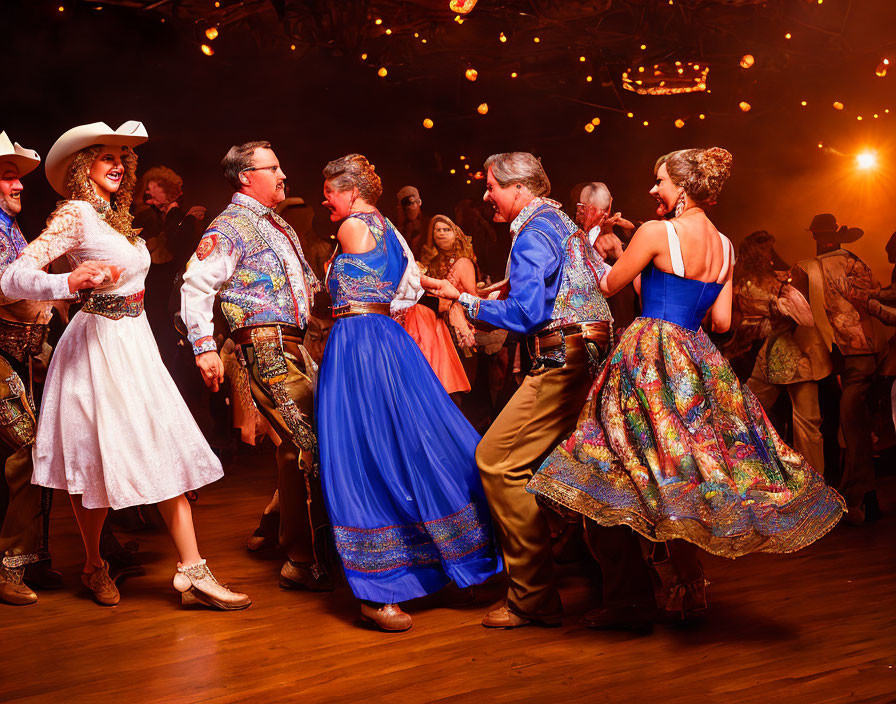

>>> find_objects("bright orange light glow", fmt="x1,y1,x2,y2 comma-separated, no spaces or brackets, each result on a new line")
477,103,489,115
855,151,878,171
423,118,434,129
200,44,214,56
465,68,478,81
205,27,219,40
449,0,478,13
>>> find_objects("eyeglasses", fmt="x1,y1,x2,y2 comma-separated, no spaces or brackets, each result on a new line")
241,164,280,174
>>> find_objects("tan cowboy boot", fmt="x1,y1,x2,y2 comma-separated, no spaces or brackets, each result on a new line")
81,561,120,606
173,559,251,611
0,565,38,605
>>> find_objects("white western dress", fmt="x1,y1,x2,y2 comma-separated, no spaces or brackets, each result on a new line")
1,199,223,509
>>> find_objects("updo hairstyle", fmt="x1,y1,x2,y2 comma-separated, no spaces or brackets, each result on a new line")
322,153,383,204
663,147,733,207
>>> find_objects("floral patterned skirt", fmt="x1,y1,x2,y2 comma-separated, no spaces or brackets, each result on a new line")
528,317,845,558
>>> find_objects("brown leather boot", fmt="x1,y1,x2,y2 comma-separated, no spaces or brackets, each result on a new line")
279,559,334,592
81,561,120,606
360,602,412,632
0,565,38,605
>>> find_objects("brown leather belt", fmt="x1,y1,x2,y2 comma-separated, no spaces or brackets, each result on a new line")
231,324,306,346
527,321,610,358
0,317,50,364
332,301,391,319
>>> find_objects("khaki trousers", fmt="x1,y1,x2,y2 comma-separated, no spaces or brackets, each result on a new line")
746,372,825,475
477,337,595,621
243,338,329,567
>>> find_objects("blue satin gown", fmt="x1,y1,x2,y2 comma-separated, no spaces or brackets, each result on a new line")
316,210,501,604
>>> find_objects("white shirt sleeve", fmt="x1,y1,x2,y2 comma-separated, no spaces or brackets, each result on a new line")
0,201,85,302
180,229,239,355
587,226,600,247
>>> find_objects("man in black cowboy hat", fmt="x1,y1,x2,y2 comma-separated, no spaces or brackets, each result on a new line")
791,213,881,524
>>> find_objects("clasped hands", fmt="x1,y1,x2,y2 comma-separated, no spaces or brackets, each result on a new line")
67,260,123,293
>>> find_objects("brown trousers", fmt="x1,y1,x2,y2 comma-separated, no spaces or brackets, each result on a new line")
476,336,595,621
0,355,48,568
242,336,329,568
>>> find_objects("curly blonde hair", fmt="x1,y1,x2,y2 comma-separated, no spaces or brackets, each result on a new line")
419,215,478,280
663,147,733,207
322,153,383,204
64,145,140,243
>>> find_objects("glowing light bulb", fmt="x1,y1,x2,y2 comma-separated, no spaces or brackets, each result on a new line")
361,53,368,60
579,56,586,62
200,44,214,56
205,27,219,40
57,5,64,10
801,100,807,106
533,36,540,43
450,169,456,174
585,123,595,133
675,118,685,128
377,67,388,77
499,32,507,42
290,44,296,51
642,120,649,126
511,72,518,78
374,18,382,25
385,28,392,35
876,61,888,77
465,68,478,81
591,117,601,126
833,101,844,110
699,113,706,120
449,0,478,13
640,44,647,50
855,150,878,170
785,32,792,39
423,118,434,129
477,103,489,115
627,112,634,118
739,101,752,112
740,54,755,69
585,75,592,82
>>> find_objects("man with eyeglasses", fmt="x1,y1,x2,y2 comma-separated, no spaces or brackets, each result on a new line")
180,140,332,592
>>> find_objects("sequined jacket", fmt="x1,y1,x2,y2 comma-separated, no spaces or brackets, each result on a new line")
0,208,28,307
459,198,612,335
181,193,321,355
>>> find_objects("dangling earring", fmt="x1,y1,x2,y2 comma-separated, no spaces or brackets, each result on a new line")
674,190,686,217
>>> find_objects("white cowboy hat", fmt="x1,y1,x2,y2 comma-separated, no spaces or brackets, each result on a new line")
45,120,148,196
0,131,41,177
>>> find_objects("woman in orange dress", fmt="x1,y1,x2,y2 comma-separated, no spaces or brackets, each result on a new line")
401,215,472,395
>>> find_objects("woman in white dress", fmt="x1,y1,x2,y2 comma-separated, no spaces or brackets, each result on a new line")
0,121,250,610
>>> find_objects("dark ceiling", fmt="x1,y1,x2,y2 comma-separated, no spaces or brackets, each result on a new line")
4,0,896,272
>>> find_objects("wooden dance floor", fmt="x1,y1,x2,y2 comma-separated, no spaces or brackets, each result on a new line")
2,445,894,704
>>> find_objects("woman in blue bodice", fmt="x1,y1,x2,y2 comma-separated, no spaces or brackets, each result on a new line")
529,147,844,620
317,154,501,632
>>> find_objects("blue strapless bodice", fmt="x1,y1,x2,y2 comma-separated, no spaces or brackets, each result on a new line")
639,263,724,332
327,211,407,307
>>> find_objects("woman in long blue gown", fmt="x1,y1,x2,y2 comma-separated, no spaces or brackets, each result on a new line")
317,154,501,632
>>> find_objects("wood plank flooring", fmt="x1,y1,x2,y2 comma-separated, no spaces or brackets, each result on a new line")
2,445,894,704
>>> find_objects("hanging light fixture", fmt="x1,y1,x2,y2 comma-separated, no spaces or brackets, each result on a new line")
449,0,478,14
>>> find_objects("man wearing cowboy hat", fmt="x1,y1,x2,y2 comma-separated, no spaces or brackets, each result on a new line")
791,213,881,524
0,132,60,605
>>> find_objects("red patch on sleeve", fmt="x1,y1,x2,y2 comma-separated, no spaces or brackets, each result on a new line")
196,233,218,260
